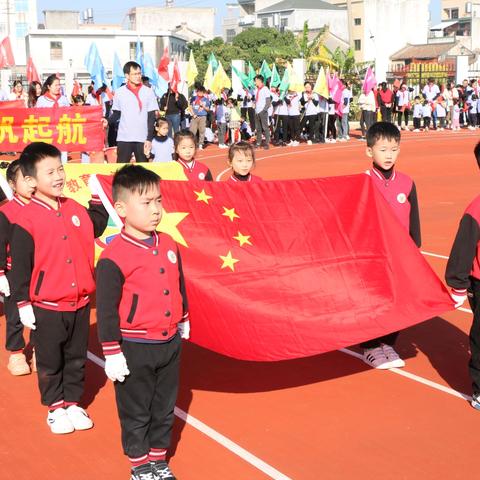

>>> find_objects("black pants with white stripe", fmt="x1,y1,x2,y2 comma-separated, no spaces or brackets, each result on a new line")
4,291,26,352
33,305,90,406
114,335,182,458
467,277,480,395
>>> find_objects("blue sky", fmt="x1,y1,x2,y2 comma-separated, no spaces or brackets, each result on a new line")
38,0,441,35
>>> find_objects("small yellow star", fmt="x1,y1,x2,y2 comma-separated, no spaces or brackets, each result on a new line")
194,189,212,204
219,251,239,271
222,207,240,222
157,210,189,247
233,231,252,247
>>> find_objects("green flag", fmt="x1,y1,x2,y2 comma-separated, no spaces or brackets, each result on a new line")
270,64,281,87
259,60,272,80
208,52,219,73
232,65,252,89
279,68,290,98
247,61,256,86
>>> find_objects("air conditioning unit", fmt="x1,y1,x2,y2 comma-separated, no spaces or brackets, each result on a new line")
466,2,472,14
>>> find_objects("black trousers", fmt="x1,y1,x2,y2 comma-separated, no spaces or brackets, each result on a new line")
317,112,327,143
273,115,289,143
4,288,25,352
288,115,301,142
467,277,480,394
241,107,255,131
117,141,148,163
114,335,182,458
397,109,410,127
32,305,90,406
300,114,318,141
413,117,421,129
255,111,270,145
424,117,431,129
360,332,399,350
327,114,337,139
380,106,392,123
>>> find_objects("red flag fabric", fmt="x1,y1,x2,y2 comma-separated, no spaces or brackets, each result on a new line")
71,80,82,98
157,46,170,81
26,57,40,83
0,37,15,68
170,59,181,93
94,174,454,362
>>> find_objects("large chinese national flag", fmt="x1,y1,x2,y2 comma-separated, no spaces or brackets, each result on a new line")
95,173,454,361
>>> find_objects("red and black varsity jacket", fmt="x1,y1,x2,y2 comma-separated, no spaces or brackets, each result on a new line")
96,229,189,356
366,167,421,247
177,159,213,181
446,195,480,294
0,195,27,274
10,194,108,312
227,173,263,183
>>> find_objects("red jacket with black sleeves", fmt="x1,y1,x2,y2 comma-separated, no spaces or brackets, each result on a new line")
10,194,108,312
96,229,189,356
0,195,27,274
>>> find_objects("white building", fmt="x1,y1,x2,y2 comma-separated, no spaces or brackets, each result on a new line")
26,29,187,88
0,0,37,66
255,0,348,40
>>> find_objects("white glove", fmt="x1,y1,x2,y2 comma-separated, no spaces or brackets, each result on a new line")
451,289,467,309
178,320,190,340
104,352,130,382
19,304,36,330
0,274,10,297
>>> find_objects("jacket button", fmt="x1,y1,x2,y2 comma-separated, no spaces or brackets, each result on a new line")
56,212,61,217
62,235,67,240
162,331,168,336
159,268,165,274
165,310,171,317
70,302,75,307
163,289,169,295
66,258,72,264
71,282,76,288
153,249,158,256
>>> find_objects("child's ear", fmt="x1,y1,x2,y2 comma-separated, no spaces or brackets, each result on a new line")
366,147,373,158
114,200,126,218
23,175,37,189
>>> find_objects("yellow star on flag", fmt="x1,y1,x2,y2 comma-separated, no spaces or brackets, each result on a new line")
233,231,252,247
219,250,239,271
194,189,212,204
222,207,240,222
157,210,189,247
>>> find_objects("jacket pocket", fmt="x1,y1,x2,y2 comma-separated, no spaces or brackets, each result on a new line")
34,271,45,296
126,294,139,324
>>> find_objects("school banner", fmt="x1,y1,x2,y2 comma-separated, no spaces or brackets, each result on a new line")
93,173,455,362
0,106,104,151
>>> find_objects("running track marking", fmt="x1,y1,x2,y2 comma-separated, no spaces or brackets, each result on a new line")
86,351,292,480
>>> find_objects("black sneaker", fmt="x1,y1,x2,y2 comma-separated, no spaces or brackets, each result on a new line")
131,463,155,480
150,461,176,479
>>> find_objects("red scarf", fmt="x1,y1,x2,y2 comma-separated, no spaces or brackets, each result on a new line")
44,91,61,107
255,86,264,103
126,82,143,111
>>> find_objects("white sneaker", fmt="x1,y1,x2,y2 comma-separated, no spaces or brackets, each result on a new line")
381,344,405,368
363,347,390,369
47,408,74,434
413,129,420,132
291,140,299,147
339,138,347,142
307,140,312,145
66,405,93,431
346,135,350,140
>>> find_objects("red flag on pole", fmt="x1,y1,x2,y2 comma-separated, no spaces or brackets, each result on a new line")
157,46,170,81
93,173,454,362
26,57,40,83
170,58,181,93
0,37,15,68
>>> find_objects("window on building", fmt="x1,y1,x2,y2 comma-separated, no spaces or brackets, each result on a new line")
450,8,459,19
354,39,361,51
226,28,236,42
50,41,63,61
261,17,269,28
15,0,28,12
129,41,143,61
354,17,361,26
280,17,288,28
16,22,28,38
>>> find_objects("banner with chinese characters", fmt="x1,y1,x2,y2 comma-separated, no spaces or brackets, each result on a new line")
0,106,104,152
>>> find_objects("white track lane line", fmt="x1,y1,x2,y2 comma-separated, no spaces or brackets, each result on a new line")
86,351,292,480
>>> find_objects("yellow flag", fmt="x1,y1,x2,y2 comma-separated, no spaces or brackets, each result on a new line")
186,50,198,87
313,66,329,99
286,63,303,93
204,62,214,91
210,62,231,97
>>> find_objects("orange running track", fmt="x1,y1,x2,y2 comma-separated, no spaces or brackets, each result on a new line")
1,128,479,480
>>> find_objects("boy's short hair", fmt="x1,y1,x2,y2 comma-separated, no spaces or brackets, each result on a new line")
366,122,401,148
6,159,21,184
123,61,141,75
112,165,161,202
174,129,197,152
73,95,84,104
475,141,480,170
228,141,256,164
414,95,420,100
254,74,264,83
19,142,62,178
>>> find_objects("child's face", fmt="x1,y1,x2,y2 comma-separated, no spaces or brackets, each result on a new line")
25,156,65,198
156,123,169,136
230,151,254,176
176,138,196,162
9,170,34,200
115,184,163,236
367,138,400,171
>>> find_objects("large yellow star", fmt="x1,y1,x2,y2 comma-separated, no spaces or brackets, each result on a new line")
233,231,252,247
219,251,239,271
194,189,212,204
222,207,240,222
157,210,189,247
